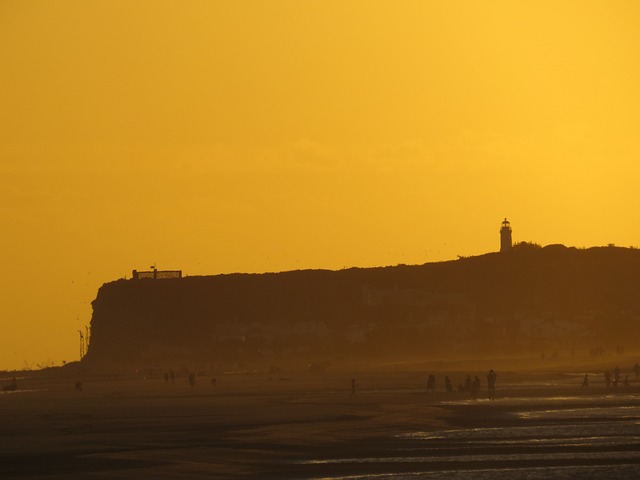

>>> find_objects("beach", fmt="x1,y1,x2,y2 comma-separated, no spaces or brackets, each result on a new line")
2,360,640,479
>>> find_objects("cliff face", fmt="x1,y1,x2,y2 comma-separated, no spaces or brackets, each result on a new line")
86,245,640,367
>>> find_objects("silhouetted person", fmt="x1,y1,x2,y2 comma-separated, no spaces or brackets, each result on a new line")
188,373,196,386
634,363,640,381
470,376,480,400
74,381,83,392
351,378,357,395
487,369,497,400
465,375,472,392
613,366,620,387
427,375,436,392
445,376,453,393
624,375,630,388
582,374,589,388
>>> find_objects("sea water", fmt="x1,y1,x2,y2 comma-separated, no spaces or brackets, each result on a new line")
303,395,640,480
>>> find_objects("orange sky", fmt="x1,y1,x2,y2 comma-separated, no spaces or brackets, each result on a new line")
1,1,639,370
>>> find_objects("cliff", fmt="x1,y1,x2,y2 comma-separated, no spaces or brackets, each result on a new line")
85,245,640,368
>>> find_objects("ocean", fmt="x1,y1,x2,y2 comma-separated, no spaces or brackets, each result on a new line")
301,395,640,479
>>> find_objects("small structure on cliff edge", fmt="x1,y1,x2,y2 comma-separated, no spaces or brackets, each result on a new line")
132,267,182,280
500,218,512,252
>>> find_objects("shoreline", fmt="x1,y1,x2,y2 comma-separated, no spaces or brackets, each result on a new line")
2,363,640,478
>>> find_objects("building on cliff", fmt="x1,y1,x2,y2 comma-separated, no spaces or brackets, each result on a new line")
132,268,182,280
500,218,512,252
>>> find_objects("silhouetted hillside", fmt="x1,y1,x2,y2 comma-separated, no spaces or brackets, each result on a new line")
85,245,640,369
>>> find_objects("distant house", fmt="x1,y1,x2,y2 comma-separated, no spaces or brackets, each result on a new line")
132,268,182,280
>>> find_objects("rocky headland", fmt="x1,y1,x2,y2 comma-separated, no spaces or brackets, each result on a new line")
85,244,640,369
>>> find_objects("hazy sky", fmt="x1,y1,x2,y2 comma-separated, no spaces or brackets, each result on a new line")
1,1,639,370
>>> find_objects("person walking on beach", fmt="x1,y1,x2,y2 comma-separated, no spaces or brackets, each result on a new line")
582,374,589,388
487,369,497,400
445,376,453,393
465,375,472,392
427,375,436,392
470,376,480,400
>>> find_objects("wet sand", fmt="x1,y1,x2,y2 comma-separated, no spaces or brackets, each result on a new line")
2,363,640,479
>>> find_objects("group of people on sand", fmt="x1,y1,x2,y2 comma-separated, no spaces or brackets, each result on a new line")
603,365,632,388
161,369,217,388
582,362,639,388
424,370,498,400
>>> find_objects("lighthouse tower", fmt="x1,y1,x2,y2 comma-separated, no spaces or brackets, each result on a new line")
500,218,512,252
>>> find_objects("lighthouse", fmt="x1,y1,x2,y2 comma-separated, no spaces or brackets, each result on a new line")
500,218,512,252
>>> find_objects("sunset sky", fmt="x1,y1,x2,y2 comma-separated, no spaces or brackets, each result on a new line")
1,1,639,370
